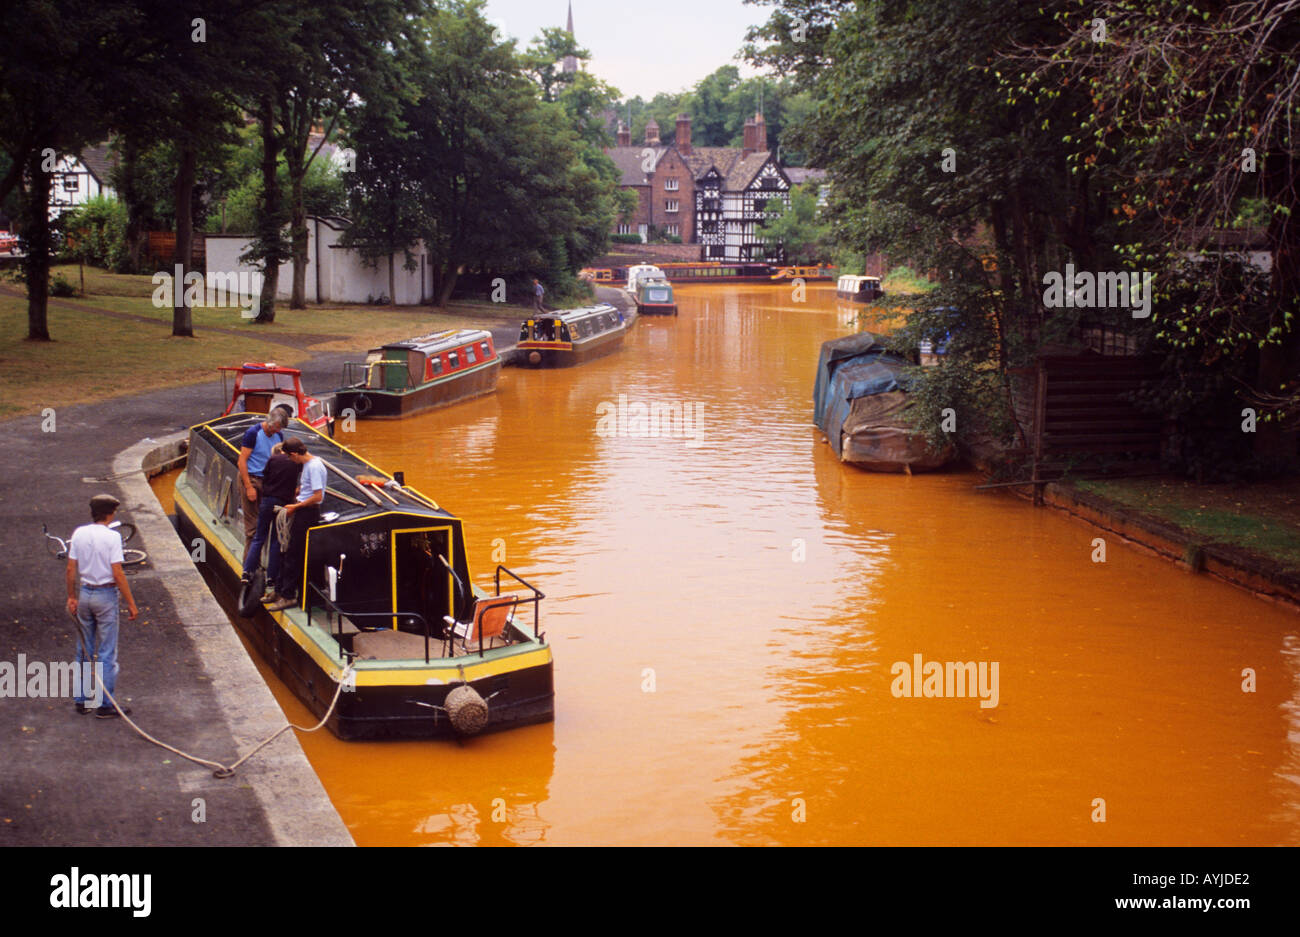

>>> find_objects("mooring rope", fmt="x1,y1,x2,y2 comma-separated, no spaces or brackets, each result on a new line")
72,610,352,779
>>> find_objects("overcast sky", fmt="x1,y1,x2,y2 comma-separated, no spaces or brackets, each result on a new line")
482,0,769,99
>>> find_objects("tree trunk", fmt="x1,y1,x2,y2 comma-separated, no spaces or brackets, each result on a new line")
24,147,52,341
436,262,458,307
255,100,281,324
289,157,307,308
172,143,196,337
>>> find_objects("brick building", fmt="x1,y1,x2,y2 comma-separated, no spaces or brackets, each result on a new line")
604,111,792,262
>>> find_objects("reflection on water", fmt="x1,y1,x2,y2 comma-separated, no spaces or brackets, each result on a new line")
156,281,1300,845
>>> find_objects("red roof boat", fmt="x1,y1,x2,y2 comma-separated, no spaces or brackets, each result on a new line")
219,362,334,433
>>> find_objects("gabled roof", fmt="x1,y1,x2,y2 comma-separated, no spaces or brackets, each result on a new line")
684,147,783,191
78,142,118,185
604,146,667,186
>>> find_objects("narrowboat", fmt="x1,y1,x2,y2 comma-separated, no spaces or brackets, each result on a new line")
332,329,500,419
219,362,334,433
770,264,836,281
836,275,884,303
172,412,554,740
517,303,626,367
813,332,954,472
635,277,677,315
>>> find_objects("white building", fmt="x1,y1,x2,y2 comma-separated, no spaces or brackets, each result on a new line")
48,143,117,220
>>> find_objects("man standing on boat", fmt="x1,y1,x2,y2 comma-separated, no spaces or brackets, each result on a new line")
65,494,138,717
237,410,287,565
533,278,546,313
245,444,303,603
268,437,325,611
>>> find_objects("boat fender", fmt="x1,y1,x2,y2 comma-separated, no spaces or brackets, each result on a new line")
353,393,372,416
445,684,489,735
527,351,541,365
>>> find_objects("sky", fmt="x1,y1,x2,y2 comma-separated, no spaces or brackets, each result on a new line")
482,0,770,100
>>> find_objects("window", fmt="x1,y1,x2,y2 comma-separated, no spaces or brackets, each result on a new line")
481,341,491,358
465,346,476,364
702,221,717,234
709,246,726,258
448,352,459,369
664,178,679,191
617,223,632,235
431,357,443,376
754,198,768,213
665,200,679,213
703,198,720,212
666,224,679,236
761,175,779,190
63,176,79,191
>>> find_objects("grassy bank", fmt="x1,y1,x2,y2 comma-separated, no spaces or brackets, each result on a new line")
1072,477,1300,573
0,265,529,419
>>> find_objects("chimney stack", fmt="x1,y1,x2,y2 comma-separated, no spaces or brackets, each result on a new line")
753,110,767,152
617,122,630,146
742,115,758,158
644,118,660,146
675,113,692,155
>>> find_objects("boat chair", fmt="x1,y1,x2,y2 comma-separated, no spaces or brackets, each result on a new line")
438,554,518,655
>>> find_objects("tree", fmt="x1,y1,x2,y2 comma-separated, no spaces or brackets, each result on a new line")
520,27,587,103
759,182,828,263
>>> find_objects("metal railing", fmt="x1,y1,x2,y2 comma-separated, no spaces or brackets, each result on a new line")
493,564,545,642
306,583,438,663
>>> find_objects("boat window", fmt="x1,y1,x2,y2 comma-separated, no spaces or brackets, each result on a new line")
448,351,459,369
480,341,491,358
465,345,476,364
431,357,443,376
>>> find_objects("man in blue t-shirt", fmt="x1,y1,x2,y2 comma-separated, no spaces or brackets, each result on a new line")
268,437,326,611
237,411,287,564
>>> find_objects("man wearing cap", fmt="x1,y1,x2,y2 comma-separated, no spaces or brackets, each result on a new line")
268,437,326,611
237,411,287,565
65,495,139,718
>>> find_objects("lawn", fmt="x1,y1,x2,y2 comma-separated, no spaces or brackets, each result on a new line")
1073,476,1300,572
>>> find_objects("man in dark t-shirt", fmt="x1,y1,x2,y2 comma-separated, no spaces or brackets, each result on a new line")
242,448,302,595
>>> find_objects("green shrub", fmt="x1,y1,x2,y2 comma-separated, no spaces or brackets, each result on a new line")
49,274,77,297
59,196,128,271
610,233,643,244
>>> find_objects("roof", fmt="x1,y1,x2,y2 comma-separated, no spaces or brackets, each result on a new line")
604,146,667,185
684,147,777,191
78,142,118,185
382,329,491,355
545,303,618,323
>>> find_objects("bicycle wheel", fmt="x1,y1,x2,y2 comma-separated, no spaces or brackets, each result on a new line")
114,522,137,545
121,548,147,566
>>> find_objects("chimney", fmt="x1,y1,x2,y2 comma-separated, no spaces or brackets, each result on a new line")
742,116,758,158
675,113,692,155
644,118,660,146
753,110,767,152
617,122,630,146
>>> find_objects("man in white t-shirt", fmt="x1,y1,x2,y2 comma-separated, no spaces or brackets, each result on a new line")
66,494,139,717
268,437,326,611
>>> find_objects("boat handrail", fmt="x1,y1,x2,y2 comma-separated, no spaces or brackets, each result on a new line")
493,564,545,641
342,359,413,392
305,583,438,664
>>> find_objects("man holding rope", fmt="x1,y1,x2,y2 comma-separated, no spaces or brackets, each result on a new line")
65,494,138,718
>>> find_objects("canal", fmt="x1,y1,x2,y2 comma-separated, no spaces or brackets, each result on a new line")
157,281,1300,845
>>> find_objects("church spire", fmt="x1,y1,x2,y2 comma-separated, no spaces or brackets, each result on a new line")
562,2,577,74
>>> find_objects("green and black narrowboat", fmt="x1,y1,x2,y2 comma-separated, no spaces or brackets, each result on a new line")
626,264,677,316
172,412,554,740
333,329,500,419
517,303,626,367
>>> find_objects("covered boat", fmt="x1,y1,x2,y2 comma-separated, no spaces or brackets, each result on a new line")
625,263,666,294
517,303,626,367
219,363,333,433
333,329,500,419
172,412,553,739
813,332,953,472
634,275,677,316
836,275,884,303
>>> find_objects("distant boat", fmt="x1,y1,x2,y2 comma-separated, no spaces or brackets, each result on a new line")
332,329,500,419
517,304,627,367
632,272,677,316
836,275,884,303
813,332,953,472
219,362,334,434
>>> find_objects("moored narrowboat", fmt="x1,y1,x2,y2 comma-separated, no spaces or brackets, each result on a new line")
333,329,500,419
517,303,626,367
172,412,554,740
634,276,677,316
219,362,334,433
836,274,884,303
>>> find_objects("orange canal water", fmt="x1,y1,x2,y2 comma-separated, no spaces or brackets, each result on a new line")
155,282,1300,845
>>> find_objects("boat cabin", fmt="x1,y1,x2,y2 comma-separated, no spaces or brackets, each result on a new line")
517,303,626,367
219,363,333,432
334,329,501,418
836,275,884,303
626,263,667,293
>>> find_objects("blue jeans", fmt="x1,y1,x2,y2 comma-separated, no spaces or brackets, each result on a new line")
75,586,119,705
244,495,286,580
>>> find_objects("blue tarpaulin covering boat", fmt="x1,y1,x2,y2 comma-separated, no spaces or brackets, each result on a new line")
813,332,953,472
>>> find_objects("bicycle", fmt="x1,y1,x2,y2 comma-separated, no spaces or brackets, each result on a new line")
43,520,147,566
